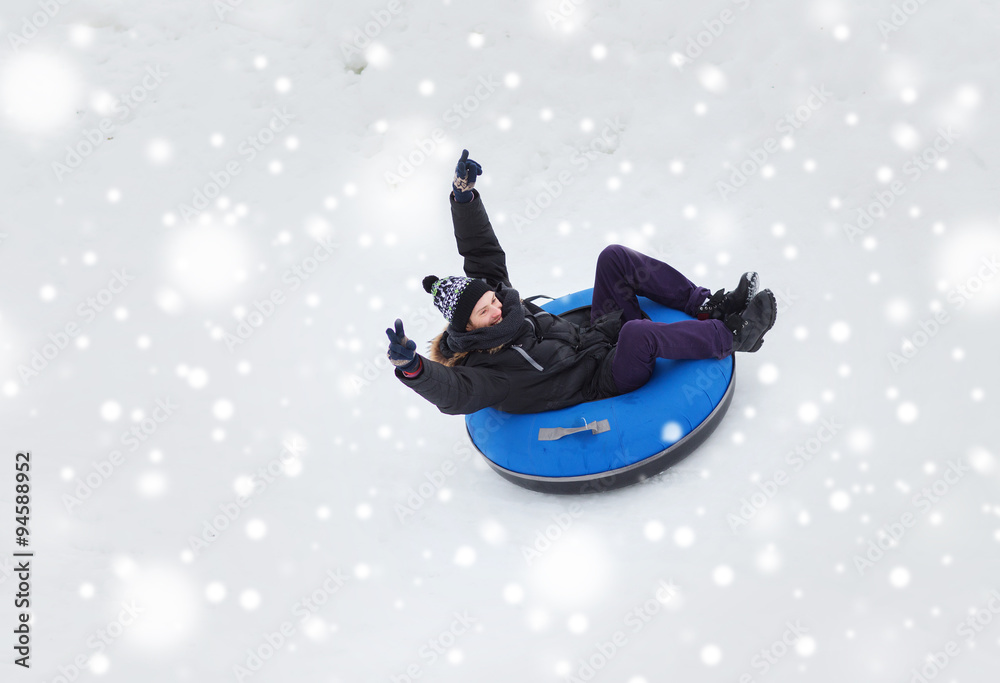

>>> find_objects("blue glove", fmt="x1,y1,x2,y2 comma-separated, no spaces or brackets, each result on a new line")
386,319,419,372
452,149,482,203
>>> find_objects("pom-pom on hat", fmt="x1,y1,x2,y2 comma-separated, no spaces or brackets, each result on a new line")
423,275,492,331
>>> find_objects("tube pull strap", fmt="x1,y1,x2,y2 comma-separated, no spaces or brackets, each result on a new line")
538,419,610,441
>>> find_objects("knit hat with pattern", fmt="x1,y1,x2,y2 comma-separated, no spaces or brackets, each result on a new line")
423,275,492,331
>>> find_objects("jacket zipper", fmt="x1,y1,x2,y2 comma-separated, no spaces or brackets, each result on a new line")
511,344,544,371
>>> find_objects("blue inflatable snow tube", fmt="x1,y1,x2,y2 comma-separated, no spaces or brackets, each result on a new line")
465,288,735,494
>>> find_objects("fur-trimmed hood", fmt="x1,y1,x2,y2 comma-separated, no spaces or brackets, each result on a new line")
426,325,516,368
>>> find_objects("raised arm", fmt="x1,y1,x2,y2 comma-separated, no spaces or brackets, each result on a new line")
386,318,510,413
450,150,511,289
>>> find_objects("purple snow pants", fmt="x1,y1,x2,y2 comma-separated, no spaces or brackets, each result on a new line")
590,245,733,394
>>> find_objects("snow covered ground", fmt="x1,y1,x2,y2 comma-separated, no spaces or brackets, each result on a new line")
1,0,999,681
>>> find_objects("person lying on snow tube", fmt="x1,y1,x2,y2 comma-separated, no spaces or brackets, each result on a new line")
385,150,777,416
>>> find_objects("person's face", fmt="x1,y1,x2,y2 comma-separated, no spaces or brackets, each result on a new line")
465,289,502,331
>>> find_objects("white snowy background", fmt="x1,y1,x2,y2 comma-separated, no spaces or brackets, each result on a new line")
1,0,999,681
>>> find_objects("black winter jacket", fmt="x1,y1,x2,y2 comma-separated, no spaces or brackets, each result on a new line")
395,190,627,415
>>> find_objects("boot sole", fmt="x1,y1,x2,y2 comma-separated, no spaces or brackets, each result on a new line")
746,290,777,352
697,272,759,321
729,271,759,318
741,272,759,309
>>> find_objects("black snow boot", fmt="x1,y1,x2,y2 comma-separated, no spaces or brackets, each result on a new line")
724,289,777,352
696,272,759,321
